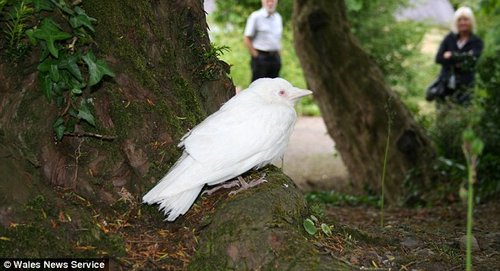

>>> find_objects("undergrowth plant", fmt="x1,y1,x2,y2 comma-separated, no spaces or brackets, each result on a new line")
1,0,115,140
3,1,32,58
462,129,484,271
380,97,395,227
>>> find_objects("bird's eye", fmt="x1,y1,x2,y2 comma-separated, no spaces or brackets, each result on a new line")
278,90,286,96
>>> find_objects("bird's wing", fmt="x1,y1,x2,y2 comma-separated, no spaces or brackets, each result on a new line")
180,95,296,171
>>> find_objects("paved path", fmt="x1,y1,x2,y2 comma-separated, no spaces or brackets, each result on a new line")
278,117,348,191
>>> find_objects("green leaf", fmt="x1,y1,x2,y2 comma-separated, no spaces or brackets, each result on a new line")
69,7,96,32
25,29,37,45
320,223,332,236
54,123,65,141
77,100,95,126
31,0,54,12
49,64,60,82
52,117,64,127
37,58,54,72
53,117,65,141
71,88,82,95
471,138,485,155
32,18,72,58
346,0,363,12
50,0,74,15
303,218,317,235
58,54,83,81
82,51,115,86
40,74,52,102
462,129,475,143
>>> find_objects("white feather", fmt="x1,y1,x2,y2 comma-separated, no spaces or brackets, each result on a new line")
143,78,312,221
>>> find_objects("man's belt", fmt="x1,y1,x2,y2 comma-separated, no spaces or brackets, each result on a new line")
257,50,279,56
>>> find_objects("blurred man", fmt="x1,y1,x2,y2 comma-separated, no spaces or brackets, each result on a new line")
244,0,283,82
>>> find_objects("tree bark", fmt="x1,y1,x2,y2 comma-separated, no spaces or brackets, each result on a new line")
0,0,237,262
0,0,351,268
293,0,437,203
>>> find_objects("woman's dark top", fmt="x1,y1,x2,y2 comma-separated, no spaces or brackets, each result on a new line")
435,32,484,88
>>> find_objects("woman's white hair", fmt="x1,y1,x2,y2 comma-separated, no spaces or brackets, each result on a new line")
452,6,476,33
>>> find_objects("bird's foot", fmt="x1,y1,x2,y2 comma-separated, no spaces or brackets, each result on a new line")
229,174,268,196
202,179,241,196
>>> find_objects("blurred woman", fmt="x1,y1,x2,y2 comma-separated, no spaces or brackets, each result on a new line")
435,6,483,105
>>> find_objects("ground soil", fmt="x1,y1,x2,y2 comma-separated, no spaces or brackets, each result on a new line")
282,117,349,192
109,116,500,270
320,199,500,271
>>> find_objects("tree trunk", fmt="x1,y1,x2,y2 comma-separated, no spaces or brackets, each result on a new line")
293,0,437,203
0,1,349,268
0,0,232,261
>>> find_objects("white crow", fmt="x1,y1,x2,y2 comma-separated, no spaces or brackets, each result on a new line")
143,78,312,221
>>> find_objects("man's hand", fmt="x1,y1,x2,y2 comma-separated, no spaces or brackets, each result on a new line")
251,50,259,58
443,51,452,59
244,36,259,58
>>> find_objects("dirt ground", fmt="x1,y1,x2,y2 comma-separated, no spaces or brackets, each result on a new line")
109,116,500,270
319,198,500,271
281,117,349,192
111,190,500,270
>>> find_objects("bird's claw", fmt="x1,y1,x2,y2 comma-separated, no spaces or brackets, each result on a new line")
202,179,241,196
228,174,268,196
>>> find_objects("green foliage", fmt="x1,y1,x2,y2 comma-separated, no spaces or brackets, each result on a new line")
305,190,380,207
426,1,500,202
5,0,115,141
302,215,334,236
213,0,293,26
380,97,395,227
303,218,317,235
2,1,33,58
31,18,72,58
347,0,427,90
462,128,483,271
474,1,500,200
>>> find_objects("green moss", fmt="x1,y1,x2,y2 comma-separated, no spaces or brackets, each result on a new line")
190,167,329,270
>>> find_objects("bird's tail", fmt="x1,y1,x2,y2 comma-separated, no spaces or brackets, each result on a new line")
154,186,202,221
142,153,204,221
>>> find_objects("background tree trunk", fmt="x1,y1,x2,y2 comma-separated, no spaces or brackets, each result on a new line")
0,0,350,268
293,0,438,203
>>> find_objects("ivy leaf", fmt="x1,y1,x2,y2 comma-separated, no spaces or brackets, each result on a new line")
25,29,37,45
58,54,83,81
303,218,317,235
32,18,72,58
37,58,55,72
82,51,115,86
52,117,65,141
39,41,50,61
30,0,54,12
69,7,96,32
77,100,95,126
49,64,60,82
40,74,52,102
49,0,74,15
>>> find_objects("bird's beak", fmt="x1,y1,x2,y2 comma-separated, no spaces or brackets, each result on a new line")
289,88,312,100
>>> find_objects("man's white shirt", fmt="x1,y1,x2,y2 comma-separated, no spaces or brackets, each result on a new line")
244,8,283,52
